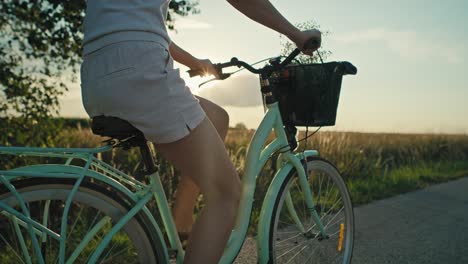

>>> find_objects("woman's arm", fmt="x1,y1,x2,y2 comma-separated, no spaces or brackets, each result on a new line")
169,42,201,69
226,0,320,54
169,42,217,75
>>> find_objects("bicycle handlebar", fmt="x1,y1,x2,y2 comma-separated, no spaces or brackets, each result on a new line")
186,38,359,80
186,56,264,78
187,38,321,78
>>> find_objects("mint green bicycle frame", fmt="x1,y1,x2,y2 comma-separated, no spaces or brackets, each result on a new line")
0,101,325,264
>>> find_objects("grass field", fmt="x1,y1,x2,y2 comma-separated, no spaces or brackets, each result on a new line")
2,125,468,234
46,127,468,202
51,127,468,223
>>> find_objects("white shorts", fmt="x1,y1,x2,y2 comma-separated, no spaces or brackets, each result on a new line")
80,41,206,143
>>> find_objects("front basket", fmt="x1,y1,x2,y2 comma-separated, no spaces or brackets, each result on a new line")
268,62,346,127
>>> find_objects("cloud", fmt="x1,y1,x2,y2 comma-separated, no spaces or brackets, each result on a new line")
174,18,213,30
59,96,87,118
332,28,462,63
197,73,263,107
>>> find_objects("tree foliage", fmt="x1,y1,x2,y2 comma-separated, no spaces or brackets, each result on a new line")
0,0,199,147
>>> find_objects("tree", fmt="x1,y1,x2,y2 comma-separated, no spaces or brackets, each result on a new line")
0,0,199,147
234,123,248,131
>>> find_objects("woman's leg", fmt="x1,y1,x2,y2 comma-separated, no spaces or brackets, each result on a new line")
155,111,240,263
171,96,230,234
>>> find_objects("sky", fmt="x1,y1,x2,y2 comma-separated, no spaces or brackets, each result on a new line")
60,0,468,134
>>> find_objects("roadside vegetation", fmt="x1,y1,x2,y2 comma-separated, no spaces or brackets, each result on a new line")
1,121,467,251
3,121,467,231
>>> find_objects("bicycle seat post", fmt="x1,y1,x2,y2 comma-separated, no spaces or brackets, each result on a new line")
91,115,159,182
139,141,158,177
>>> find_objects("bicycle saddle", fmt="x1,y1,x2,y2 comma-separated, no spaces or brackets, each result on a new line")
91,115,145,141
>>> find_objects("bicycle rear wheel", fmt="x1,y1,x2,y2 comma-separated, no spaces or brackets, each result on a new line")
0,178,166,263
269,157,354,264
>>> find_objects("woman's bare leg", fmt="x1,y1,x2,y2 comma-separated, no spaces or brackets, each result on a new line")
171,96,230,234
155,113,239,263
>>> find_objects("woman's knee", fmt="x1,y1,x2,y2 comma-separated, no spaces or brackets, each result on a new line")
197,96,229,136
217,107,229,131
155,116,238,205
210,106,229,135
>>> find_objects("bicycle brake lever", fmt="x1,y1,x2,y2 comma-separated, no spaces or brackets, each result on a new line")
219,73,231,80
198,73,232,88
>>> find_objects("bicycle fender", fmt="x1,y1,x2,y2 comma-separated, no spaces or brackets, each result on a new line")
0,164,169,263
257,162,294,264
257,150,318,263
2,164,170,263
5,164,137,197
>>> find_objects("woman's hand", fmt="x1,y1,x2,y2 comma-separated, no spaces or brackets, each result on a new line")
193,59,218,77
290,29,322,56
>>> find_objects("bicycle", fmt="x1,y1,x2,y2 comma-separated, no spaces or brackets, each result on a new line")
0,41,357,264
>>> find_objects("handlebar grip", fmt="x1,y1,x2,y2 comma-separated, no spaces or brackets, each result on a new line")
187,69,204,77
341,61,358,75
303,38,321,50
280,49,301,67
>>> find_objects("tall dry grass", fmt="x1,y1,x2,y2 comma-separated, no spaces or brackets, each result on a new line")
50,127,468,199
2,126,468,230
299,131,468,179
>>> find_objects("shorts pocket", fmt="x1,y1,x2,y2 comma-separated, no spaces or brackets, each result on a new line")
99,67,136,80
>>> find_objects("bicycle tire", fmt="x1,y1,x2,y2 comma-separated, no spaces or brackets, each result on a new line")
268,157,354,264
0,178,166,264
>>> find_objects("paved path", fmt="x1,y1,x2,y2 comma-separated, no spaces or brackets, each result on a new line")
353,177,468,264
235,177,468,263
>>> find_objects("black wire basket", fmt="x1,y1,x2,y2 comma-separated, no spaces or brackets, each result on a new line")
267,61,348,127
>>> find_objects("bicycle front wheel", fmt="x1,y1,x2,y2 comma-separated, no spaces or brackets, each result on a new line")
0,178,166,264
269,157,354,264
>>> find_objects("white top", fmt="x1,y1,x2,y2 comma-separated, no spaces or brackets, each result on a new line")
82,0,172,55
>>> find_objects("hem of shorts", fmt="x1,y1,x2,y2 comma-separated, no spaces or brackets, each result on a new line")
83,31,170,56
147,110,207,144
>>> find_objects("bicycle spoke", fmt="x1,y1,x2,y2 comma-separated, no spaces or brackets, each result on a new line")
271,160,354,264
85,210,101,236
66,204,85,240
100,240,118,263
323,207,344,229
278,219,297,228
328,228,342,238
275,234,302,247
103,244,139,264
324,216,345,232
302,246,319,264
277,230,302,234
317,172,324,210
276,237,311,260
1,182,160,264
0,232,26,263
322,176,331,214
276,218,325,249
294,181,307,223
285,243,310,264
